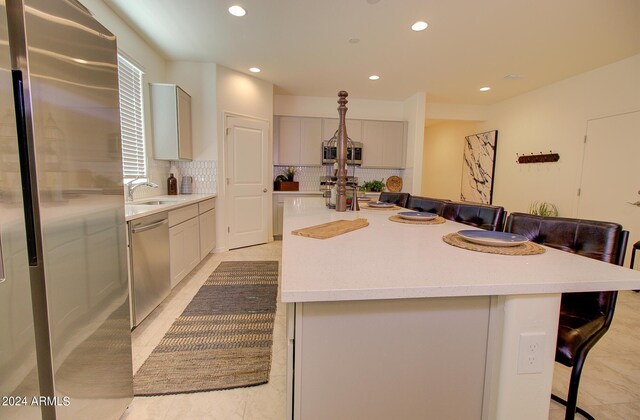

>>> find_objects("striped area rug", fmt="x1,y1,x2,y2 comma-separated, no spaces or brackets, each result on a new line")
133,261,279,396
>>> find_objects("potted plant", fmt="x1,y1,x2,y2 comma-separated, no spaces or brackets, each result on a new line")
529,201,559,217
274,167,299,191
360,179,385,192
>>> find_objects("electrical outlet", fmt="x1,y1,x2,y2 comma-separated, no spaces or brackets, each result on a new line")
517,332,546,374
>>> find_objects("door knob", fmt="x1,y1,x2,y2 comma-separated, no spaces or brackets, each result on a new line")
263,188,268,193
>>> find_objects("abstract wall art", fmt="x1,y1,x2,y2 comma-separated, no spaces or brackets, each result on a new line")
460,130,498,204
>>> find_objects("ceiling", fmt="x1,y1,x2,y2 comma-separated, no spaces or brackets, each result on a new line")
104,0,640,105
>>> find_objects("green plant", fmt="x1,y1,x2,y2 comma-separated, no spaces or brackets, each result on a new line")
529,201,559,217
283,167,296,181
360,179,385,192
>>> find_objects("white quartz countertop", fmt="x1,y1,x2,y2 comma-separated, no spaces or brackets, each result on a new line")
281,197,640,303
125,194,216,221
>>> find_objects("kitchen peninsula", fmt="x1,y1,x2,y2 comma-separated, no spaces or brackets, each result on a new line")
281,197,640,420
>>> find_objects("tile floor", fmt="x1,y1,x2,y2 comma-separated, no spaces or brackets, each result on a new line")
121,241,640,419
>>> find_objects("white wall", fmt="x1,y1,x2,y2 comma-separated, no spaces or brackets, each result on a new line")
165,62,217,161
423,53,640,216
215,65,274,252
422,121,482,200
81,0,169,196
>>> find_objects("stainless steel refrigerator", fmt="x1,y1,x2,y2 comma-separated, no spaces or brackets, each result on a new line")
0,0,133,419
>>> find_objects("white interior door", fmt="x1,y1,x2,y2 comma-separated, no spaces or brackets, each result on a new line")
577,110,640,267
226,116,270,249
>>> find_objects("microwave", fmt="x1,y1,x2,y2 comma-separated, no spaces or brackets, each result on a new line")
322,141,363,165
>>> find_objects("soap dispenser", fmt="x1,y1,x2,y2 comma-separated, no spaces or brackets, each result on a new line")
167,173,178,195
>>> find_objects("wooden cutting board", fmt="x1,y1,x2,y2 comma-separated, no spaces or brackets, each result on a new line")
291,218,369,239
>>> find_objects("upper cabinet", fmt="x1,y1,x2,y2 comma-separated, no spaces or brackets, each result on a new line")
150,83,192,161
321,118,362,144
274,115,407,168
361,120,406,168
274,116,322,166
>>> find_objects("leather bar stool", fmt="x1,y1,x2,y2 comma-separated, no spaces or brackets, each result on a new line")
630,240,640,292
378,192,410,208
505,213,628,420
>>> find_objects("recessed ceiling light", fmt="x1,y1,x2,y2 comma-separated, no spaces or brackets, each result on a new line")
228,5,246,17
366,0,381,4
73,58,88,64
369,75,380,80
348,38,360,44
504,74,524,80
411,21,428,31
249,67,261,73
479,86,491,91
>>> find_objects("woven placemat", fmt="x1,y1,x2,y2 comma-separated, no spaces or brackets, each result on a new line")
388,215,446,225
361,203,402,210
442,233,546,256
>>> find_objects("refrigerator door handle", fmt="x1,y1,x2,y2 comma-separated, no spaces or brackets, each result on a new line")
0,239,5,284
11,69,39,266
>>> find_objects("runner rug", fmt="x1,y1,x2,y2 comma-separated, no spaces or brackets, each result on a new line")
133,260,279,396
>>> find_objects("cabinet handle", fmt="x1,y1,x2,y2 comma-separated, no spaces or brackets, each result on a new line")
263,188,268,193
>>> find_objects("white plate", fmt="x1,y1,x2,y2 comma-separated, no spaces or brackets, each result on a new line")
398,211,437,221
457,230,529,247
368,201,395,208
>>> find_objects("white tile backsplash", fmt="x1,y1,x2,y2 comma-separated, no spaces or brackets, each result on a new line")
174,160,217,194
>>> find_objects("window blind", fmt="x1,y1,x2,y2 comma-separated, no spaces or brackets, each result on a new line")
117,54,146,178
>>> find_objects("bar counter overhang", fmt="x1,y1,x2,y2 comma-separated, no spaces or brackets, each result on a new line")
281,197,640,420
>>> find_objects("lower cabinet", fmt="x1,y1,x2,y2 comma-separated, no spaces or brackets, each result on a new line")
168,198,216,288
199,209,216,260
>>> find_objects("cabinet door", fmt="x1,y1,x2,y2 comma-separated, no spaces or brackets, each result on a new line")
199,209,216,259
361,120,384,167
177,87,193,160
381,121,405,168
278,117,302,164
184,217,200,274
299,118,322,165
169,223,186,288
273,200,284,237
322,118,362,143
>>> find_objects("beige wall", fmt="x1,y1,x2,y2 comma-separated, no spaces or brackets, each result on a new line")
215,65,274,251
482,53,640,216
166,62,217,161
81,0,170,195
274,95,405,120
422,121,482,200
423,53,640,216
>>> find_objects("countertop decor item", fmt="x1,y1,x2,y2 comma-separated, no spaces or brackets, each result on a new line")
167,173,177,195
180,175,193,194
134,261,278,395
292,218,369,239
386,176,403,192
361,179,385,192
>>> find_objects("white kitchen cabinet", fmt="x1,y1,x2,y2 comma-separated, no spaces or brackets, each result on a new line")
275,116,322,165
198,199,216,259
150,83,192,161
169,205,200,288
322,118,362,143
361,120,406,168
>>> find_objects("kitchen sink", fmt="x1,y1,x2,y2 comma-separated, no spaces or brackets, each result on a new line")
134,198,187,205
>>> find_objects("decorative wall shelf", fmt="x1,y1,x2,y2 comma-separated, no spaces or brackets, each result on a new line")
516,152,560,164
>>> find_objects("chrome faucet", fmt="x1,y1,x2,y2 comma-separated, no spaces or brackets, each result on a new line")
126,177,159,202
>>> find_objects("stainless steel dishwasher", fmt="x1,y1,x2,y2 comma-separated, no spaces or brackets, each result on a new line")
129,212,171,327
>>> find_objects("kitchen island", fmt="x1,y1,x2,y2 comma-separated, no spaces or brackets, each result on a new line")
280,197,640,420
